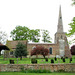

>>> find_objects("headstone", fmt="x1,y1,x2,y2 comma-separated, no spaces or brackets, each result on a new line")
56,55,61,63
56,55,61,58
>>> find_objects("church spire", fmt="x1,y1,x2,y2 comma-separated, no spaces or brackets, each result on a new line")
57,5,63,32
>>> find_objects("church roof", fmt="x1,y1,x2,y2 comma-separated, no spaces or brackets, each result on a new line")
0,42,10,51
6,40,27,49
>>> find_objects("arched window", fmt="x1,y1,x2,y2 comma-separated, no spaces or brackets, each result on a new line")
61,35,62,39
32,46,36,50
49,47,52,54
60,17,62,19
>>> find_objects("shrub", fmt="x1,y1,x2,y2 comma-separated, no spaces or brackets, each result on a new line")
31,58,37,64
70,58,72,63
15,42,28,60
61,57,63,59
70,58,72,61
65,57,68,59
51,59,54,63
22,69,51,73
45,58,48,62
54,57,57,61
63,58,65,62
57,69,65,72
31,46,49,58
70,45,75,55
9,60,14,64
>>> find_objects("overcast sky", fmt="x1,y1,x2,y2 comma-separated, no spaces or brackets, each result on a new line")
0,0,75,45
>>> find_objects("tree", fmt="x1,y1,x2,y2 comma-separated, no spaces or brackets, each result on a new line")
31,46,49,58
0,30,7,55
72,0,75,5
29,29,40,42
15,42,28,60
42,30,52,43
70,45,75,55
67,17,75,43
0,31,7,44
10,25,41,42
10,26,30,40
66,0,75,44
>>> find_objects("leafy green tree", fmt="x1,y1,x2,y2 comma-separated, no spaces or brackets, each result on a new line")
10,26,30,40
67,17,75,43
10,26,40,42
29,29,40,42
66,0,75,44
15,42,28,60
42,30,52,43
72,0,75,5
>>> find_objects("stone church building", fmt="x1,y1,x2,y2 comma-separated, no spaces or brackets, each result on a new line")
4,6,72,58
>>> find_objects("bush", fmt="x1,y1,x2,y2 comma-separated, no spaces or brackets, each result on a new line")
31,58,37,64
61,57,63,59
54,57,57,61
31,46,49,58
65,57,68,59
22,69,51,73
70,58,72,61
70,45,75,55
62,58,65,62
9,60,14,64
45,58,48,62
15,42,28,60
57,69,66,72
70,58,72,63
51,59,54,63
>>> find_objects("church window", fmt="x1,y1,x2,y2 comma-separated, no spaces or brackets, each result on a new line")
10,51,13,55
61,35,62,39
49,47,52,54
32,46,36,50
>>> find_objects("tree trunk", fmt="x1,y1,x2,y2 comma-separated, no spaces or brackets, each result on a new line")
0,51,1,56
43,55,45,59
36,55,38,58
20,56,22,60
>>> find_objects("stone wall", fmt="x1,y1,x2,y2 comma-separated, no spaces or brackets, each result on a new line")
0,64,75,72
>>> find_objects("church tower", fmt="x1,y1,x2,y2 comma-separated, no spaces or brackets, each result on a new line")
55,6,72,57
55,6,68,46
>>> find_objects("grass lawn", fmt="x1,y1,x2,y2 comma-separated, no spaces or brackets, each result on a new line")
0,72,75,75
0,55,75,64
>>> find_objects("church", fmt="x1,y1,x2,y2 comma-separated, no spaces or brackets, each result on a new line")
4,6,72,58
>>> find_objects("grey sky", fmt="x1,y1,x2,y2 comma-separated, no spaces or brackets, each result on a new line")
0,0,75,45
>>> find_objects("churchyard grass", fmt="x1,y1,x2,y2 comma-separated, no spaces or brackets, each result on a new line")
0,55,75,64
0,72,75,75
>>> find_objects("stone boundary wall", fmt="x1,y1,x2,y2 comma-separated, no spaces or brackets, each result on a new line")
0,64,75,72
